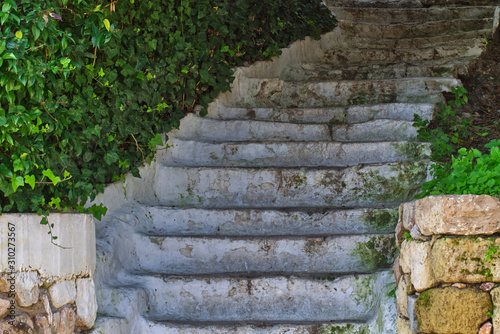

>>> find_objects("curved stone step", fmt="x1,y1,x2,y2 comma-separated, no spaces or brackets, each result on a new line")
144,162,428,208
171,117,419,142
162,140,428,168
338,18,493,40
140,274,384,322
320,42,483,68
172,114,331,142
139,322,372,334
280,57,474,81
331,6,496,24
207,103,436,124
123,234,396,275
325,0,499,8
340,30,491,50
125,206,400,236
231,77,458,108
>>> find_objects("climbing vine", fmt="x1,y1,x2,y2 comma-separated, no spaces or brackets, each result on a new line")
0,0,337,220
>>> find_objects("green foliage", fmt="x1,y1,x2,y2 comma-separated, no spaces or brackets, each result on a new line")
413,86,472,162
0,0,336,218
416,140,500,199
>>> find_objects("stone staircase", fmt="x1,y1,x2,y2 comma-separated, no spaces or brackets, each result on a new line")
91,1,499,333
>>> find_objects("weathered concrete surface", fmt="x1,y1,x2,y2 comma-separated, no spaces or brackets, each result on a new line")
163,140,428,167
172,114,419,143
207,102,436,123
414,195,500,236
123,234,396,275
128,205,399,236
231,77,458,108
331,6,497,24
321,40,483,66
143,274,381,322
338,19,493,39
149,162,428,208
415,287,492,334
0,214,95,280
281,57,476,81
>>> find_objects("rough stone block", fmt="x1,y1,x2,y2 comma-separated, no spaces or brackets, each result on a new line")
54,307,76,334
49,280,76,309
396,279,409,318
400,201,416,231
0,298,9,318
407,294,419,333
491,287,500,334
15,271,40,307
397,316,413,334
432,237,500,284
399,239,411,274
393,256,402,284
410,241,437,292
76,278,97,328
415,287,492,334
414,195,500,236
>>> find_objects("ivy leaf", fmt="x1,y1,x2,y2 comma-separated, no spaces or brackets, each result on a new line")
148,133,163,150
24,175,35,189
0,164,12,177
13,159,23,172
11,176,24,191
42,169,61,185
104,152,119,165
103,19,111,32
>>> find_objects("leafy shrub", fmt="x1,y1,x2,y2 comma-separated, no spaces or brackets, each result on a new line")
416,140,500,198
413,86,473,162
0,0,337,218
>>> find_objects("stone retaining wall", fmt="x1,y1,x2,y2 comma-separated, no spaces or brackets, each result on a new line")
0,214,97,333
395,195,500,334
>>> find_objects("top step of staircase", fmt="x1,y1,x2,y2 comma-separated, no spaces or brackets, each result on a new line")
325,0,500,8
331,6,497,24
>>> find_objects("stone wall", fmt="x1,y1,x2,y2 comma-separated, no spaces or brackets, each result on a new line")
395,195,500,334
0,214,97,333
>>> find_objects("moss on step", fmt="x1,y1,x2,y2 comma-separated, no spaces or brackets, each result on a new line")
352,235,396,270
321,323,369,334
391,142,431,161
355,161,428,204
361,208,399,232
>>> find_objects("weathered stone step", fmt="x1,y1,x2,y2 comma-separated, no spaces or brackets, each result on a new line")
162,140,428,167
139,322,371,334
338,18,493,40
331,6,496,24
325,0,499,8
320,42,482,68
172,114,331,142
143,162,428,208
280,57,474,81
126,205,400,236
206,103,436,124
124,234,396,275
335,29,490,50
231,77,458,108
171,116,419,142
140,274,384,322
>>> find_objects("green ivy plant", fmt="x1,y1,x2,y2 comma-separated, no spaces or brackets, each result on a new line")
413,86,473,162
0,0,337,227
416,140,500,199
